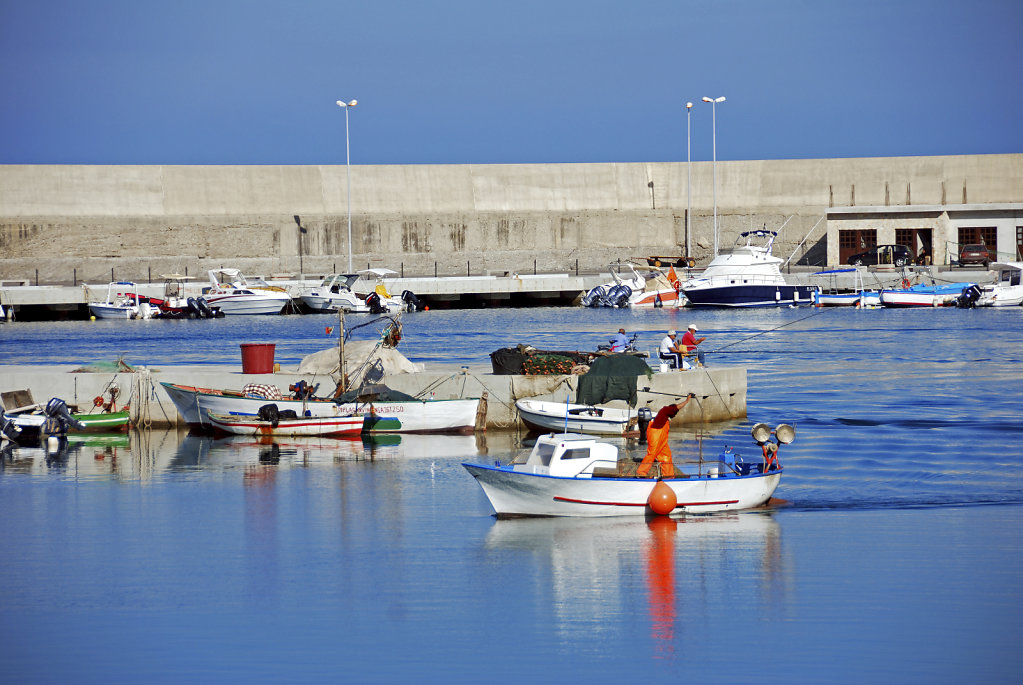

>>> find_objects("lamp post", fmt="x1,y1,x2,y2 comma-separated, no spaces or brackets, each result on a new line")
702,95,725,256
336,99,358,273
685,101,693,261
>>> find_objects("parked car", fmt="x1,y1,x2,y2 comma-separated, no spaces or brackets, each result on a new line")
958,244,993,268
846,244,912,267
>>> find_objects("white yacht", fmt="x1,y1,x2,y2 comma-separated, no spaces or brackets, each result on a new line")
680,230,818,307
300,273,370,313
202,269,293,315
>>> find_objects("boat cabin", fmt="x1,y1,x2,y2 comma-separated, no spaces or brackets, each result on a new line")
509,433,619,478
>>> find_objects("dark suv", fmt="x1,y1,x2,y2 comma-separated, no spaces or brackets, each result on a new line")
846,244,912,267
958,244,992,268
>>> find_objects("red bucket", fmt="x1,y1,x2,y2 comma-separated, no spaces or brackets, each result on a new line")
239,343,276,374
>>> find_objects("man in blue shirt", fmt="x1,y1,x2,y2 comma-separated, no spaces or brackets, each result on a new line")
610,328,629,353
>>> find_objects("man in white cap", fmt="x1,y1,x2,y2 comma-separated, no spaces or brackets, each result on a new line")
658,329,687,369
681,323,707,367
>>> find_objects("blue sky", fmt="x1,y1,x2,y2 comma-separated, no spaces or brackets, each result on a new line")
1,0,1021,165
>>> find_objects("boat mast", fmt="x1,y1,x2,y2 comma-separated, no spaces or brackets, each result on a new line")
338,307,347,393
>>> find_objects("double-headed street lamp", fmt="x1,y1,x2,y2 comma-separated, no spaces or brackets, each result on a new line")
702,95,725,256
336,99,358,273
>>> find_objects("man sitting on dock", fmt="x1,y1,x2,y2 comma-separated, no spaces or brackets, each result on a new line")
658,330,687,369
610,328,629,353
681,324,706,367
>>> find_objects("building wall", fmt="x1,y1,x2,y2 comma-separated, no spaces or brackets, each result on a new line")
2,154,1021,283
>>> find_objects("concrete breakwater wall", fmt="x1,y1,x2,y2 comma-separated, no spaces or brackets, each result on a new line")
0,364,746,430
2,154,1021,284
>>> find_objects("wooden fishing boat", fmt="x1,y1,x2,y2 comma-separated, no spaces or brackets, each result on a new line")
207,412,365,437
463,426,792,518
515,399,635,435
160,382,480,434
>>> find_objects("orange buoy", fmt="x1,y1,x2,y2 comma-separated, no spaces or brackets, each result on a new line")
647,480,677,516
325,326,333,336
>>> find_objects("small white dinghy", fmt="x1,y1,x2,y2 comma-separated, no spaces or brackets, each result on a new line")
515,399,636,435
207,412,365,437
463,423,794,518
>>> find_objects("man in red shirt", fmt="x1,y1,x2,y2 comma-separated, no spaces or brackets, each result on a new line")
681,324,706,367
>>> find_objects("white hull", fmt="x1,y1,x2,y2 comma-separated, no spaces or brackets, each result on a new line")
89,304,139,319
813,291,882,307
977,286,1023,307
203,292,290,315
160,383,480,433
207,412,364,437
515,399,634,435
300,293,370,313
463,463,782,517
629,288,683,308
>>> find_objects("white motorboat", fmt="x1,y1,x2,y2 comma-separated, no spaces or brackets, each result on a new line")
202,268,293,315
160,382,481,433
463,426,790,518
810,268,882,308
580,263,683,308
207,412,365,437
977,262,1023,307
515,399,636,435
879,280,978,307
154,274,223,319
300,273,370,313
88,281,158,319
680,230,819,307
358,268,422,313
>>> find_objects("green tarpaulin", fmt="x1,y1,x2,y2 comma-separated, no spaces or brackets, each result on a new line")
575,354,652,407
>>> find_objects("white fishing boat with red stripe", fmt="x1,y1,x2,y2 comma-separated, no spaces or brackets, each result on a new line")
207,412,365,437
463,425,791,518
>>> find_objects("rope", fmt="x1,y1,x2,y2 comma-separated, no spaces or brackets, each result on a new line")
711,307,830,354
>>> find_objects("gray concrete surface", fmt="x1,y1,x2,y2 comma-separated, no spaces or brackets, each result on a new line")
2,154,1020,285
0,363,746,430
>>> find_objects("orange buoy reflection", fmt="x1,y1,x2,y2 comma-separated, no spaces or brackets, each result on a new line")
645,515,678,654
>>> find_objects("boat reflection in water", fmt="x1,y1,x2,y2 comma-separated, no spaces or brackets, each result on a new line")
483,512,782,655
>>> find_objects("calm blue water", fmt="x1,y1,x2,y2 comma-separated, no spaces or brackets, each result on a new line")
2,306,1023,684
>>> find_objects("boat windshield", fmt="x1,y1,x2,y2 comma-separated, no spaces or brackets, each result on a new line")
560,447,590,460
533,443,556,466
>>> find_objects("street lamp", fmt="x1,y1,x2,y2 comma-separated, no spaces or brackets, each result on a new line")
702,95,725,256
336,99,358,273
685,101,693,262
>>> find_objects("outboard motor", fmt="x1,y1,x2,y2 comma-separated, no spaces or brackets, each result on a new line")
956,285,982,309
581,285,604,307
43,397,86,433
0,413,22,442
611,285,632,308
365,292,386,314
257,403,281,428
187,297,202,318
401,290,422,312
197,296,216,318
637,407,653,444
601,285,622,307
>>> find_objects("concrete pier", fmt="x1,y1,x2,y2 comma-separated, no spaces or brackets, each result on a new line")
0,364,746,431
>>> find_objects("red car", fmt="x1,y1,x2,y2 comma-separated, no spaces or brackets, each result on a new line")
958,244,993,268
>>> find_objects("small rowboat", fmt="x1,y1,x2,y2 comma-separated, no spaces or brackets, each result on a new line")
207,412,365,437
515,399,635,435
